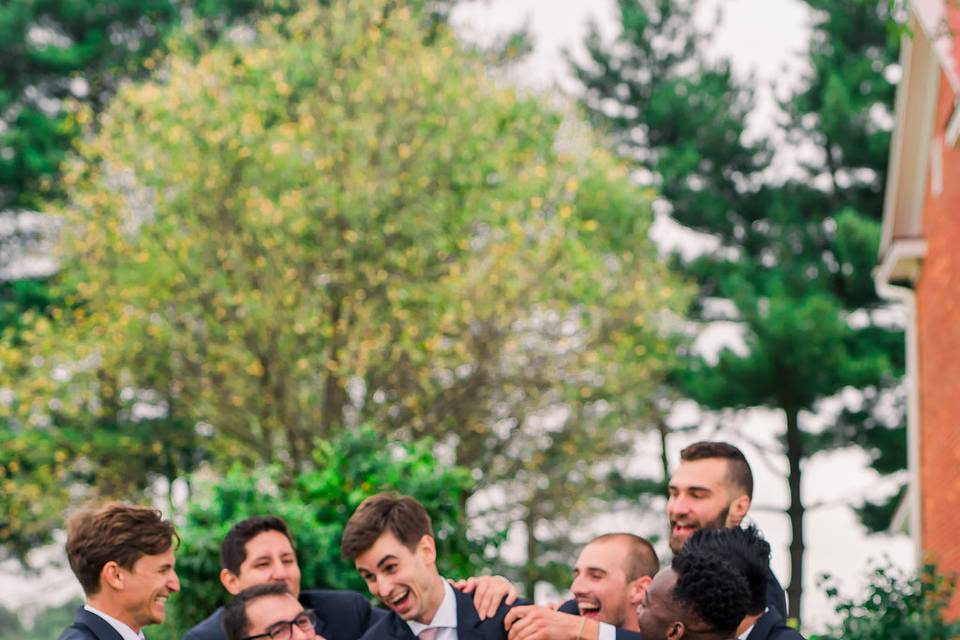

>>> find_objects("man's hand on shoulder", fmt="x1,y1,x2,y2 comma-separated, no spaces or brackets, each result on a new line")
449,575,519,621
503,605,598,640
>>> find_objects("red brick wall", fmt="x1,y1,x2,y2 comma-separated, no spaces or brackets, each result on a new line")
916,71,960,619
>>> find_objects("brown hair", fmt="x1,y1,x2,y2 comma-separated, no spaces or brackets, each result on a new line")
340,492,433,559
679,441,754,500
590,533,660,581
65,503,180,595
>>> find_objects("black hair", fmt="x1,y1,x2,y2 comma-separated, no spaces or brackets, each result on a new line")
671,547,750,635
683,525,770,615
221,516,294,575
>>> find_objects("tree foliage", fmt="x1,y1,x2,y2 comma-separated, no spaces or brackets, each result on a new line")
0,598,81,640
0,0,460,213
572,0,904,620
0,0,685,563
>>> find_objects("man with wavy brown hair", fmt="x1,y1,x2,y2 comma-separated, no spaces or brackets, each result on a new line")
58,503,181,640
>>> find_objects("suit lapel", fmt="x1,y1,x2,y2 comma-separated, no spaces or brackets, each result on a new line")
76,607,125,640
453,588,485,640
746,609,779,640
313,614,329,638
387,611,418,640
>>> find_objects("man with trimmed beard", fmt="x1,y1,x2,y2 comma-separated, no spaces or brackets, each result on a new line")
667,442,787,619
58,503,181,640
503,534,656,640
342,493,522,640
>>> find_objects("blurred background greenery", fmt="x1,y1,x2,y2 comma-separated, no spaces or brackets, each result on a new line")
0,0,935,636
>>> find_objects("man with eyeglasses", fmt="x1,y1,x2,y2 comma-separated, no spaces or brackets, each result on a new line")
223,582,321,640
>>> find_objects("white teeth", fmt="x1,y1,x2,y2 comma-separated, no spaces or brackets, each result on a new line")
390,590,409,605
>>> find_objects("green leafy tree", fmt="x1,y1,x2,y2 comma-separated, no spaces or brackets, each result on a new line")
572,0,904,620
0,0,461,213
2,0,685,566
0,0,473,564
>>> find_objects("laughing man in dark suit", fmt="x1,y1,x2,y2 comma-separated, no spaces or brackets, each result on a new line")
58,503,181,640
342,493,522,640
504,534,657,640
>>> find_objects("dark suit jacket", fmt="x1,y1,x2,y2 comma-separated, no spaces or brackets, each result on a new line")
183,589,385,640
59,608,125,640
766,568,787,620
746,608,805,640
358,585,519,640
557,599,642,640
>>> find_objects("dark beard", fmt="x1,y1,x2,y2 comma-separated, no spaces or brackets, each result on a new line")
704,503,731,531
669,503,732,553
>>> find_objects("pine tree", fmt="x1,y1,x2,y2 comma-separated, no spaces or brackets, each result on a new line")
572,0,904,621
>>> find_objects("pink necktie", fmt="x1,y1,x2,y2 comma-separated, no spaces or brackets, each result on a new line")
419,628,439,640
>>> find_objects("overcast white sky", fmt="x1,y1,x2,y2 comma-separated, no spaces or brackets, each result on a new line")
0,1,913,633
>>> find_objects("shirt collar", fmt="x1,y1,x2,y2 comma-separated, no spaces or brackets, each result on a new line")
84,604,145,640
737,607,769,640
407,578,457,636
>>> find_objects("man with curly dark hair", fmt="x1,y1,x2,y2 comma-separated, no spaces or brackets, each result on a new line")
682,527,804,640
637,546,750,640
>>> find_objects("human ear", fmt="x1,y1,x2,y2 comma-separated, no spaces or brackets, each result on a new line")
726,494,751,527
418,535,437,565
221,568,242,595
628,576,652,606
101,561,124,590
666,621,685,640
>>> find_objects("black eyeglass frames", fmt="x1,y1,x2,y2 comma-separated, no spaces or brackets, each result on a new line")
242,609,317,640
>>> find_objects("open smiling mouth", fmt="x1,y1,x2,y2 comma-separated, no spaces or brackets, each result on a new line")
578,602,600,618
388,588,412,611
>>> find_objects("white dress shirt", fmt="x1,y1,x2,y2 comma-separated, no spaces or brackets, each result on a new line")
598,622,616,640
407,578,459,640
83,604,145,640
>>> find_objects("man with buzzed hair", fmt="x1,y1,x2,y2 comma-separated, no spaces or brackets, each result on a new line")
504,533,658,640
637,545,750,640
667,441,787,618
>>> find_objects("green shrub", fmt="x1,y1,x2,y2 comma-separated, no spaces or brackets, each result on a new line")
158,426,499,640
815,560,960,640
